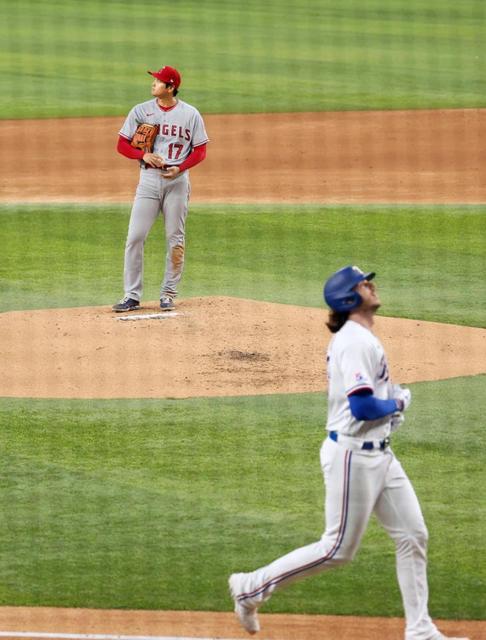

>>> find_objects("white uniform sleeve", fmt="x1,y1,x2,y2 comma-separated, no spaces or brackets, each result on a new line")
190,110,209,147
119,106,141,140
340,340,376,396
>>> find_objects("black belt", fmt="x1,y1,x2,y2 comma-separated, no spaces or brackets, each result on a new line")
329,430,390,451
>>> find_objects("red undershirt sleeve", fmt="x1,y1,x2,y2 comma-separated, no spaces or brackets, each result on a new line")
177,143,207,172
117,135,144,160
117,137,207,170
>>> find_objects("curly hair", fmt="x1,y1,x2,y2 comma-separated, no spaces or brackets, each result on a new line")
326,310,350,334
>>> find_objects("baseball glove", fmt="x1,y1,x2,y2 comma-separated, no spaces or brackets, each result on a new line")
130,123,160,152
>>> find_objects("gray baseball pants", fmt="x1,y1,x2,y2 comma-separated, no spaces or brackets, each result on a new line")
123,168,191,301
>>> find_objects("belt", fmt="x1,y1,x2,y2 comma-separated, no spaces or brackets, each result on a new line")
329,430,390,451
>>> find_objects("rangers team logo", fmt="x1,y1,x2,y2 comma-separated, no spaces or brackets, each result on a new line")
378,356,390,382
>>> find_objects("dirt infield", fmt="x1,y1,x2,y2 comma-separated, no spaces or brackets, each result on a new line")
1,606,483,640
1,108,485,204
2,296,486,399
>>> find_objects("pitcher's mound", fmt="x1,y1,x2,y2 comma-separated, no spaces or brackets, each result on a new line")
1,296,486,399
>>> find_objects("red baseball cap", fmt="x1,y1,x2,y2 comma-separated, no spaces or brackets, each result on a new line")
147,66,181,89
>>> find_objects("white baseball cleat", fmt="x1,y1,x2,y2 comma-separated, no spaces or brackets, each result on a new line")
229,573,260,635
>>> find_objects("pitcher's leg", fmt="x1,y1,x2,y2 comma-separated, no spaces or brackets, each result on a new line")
124,185,160,301
233,440,381,609
160,175,190,298
374,455,437,640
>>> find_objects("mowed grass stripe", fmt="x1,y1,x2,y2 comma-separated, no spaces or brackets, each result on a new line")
1,0,485,117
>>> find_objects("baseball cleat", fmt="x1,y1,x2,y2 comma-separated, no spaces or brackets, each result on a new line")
112,297,141,312
160,295,175,310
229,573,260,635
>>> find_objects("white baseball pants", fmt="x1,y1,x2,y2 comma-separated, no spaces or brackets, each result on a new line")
236,437,439,640
123,168,191,301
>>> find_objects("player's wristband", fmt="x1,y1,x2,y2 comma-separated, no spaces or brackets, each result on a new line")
395,398,405,412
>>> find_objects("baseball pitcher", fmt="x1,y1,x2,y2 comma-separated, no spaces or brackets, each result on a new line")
113,66,209,312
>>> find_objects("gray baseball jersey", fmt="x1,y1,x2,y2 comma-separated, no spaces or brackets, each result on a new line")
119,98,209,164
118,98,208,303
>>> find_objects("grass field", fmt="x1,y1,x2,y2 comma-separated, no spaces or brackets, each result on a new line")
0,203,485,617
1,204,485,326
1,0,485,623
0,377,485,617
1,0,485,118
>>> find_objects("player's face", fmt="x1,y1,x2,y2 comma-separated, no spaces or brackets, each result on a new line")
151,78,173,98
356,279,381,311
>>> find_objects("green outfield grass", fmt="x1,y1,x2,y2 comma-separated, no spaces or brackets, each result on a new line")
1,0,485,118
1,204,485,326
0,376,484,617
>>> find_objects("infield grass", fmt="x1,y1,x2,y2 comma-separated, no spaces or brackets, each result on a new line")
1,0,485,117
0,376,484,617
1,203,485,327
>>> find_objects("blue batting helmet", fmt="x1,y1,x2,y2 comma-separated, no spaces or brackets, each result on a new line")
323,265,375,312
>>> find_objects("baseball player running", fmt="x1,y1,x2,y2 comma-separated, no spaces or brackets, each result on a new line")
229,266,469,640
113,66,209,312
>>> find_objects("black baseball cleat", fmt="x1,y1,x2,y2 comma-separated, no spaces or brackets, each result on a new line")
160,295,175,311
112,297,141,312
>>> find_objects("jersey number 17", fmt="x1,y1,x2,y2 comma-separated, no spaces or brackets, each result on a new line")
167,143,183,160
